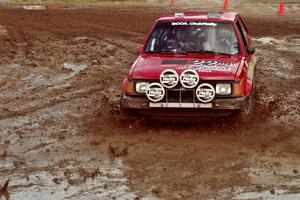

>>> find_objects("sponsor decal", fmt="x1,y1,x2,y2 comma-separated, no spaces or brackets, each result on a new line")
171,22,217,26
180,69,199,88
146,83,165,102
176,60,236,73
160,69,179,88
196,83,215,103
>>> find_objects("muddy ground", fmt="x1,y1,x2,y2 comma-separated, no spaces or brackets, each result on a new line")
0,0,300,199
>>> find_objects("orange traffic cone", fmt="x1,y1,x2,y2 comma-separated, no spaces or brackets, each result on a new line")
223,0,229,10
278,2,285,15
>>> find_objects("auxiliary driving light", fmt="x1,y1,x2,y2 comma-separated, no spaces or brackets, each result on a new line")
180,69,199,88
160,69,179,89
146,83,165,102
196,83,216,103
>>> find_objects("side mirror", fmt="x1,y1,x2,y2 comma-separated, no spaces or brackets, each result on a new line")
246,46,255,55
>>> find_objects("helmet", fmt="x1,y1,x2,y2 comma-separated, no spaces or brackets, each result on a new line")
163,39,178,51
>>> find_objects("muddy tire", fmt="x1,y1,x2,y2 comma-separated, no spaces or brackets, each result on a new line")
234,73,256,123
120,94,139,121
234,92,255,123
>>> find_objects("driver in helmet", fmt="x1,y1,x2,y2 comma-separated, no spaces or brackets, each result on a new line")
163,27,189,52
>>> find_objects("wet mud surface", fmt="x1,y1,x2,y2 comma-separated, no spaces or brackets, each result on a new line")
0,1,300,199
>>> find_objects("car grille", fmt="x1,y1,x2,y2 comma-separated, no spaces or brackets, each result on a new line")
165,88,197,103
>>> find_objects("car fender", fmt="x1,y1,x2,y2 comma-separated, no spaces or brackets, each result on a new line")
128,57,142,80
245,55,257,95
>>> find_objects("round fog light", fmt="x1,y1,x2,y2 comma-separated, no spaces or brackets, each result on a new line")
146,83,165,102
180,69,199,88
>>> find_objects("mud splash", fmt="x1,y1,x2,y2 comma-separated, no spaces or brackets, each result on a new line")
0,25,7,36
254,36,300,53
62,63,87,74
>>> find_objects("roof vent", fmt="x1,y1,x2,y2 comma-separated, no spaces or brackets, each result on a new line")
175,13,185,18
208,13,222,19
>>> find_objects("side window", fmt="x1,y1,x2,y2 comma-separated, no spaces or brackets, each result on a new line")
237,18,249,48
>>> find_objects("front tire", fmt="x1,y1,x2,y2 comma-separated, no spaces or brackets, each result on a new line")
234,92,254,123
120,94,140,121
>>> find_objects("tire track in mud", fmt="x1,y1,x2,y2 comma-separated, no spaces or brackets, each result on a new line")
214,36,300,199
0,21,140,198
253,35,300,128
0,86,100,120
0,33,136,121
72,21,144,55
0,87,137,200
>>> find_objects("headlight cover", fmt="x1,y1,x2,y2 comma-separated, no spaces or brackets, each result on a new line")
216,83,231,95
135,82,149,93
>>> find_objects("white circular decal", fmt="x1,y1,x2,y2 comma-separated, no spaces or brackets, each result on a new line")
160,69,179,89
146,83,165,102
180,69,199,88
196,83,215,103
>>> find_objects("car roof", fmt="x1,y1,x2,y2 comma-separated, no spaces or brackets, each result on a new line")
157,12,239,23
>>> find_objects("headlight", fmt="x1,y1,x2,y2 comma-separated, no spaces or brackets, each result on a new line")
216,83,231,95
135,82,149,93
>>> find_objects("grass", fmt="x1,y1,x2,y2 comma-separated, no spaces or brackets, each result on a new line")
12,0,145,3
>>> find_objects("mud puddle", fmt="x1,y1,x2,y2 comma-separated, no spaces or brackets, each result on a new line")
3,159,137,200
218,152,300,199
233,188,300,200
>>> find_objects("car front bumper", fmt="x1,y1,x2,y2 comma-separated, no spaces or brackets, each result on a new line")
121,94,250,110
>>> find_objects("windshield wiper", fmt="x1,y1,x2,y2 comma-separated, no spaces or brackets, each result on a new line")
144,50,187,55
186,50,231,55
146,49,231,55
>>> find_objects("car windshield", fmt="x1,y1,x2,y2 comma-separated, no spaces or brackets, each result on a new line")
144,21,239,55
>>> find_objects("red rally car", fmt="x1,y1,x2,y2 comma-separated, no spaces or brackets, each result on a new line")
121,12,256,119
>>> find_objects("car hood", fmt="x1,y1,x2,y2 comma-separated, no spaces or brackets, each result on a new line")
131,55,243,80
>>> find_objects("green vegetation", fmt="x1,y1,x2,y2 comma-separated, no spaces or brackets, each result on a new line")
13,0,145,3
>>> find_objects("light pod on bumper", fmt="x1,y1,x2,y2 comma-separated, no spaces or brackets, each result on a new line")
216,83,231,95
160,69,179,89
146,83,165,102
196,83,215,103
180,69,199,88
